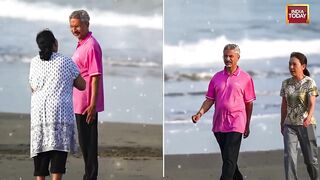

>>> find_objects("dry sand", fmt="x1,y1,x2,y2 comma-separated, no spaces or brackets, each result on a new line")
0,113,162,180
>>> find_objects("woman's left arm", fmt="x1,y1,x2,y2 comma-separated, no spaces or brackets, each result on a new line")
304,95,316,127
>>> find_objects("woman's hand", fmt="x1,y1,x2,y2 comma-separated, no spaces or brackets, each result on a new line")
303,117,311,127
281,123,284,135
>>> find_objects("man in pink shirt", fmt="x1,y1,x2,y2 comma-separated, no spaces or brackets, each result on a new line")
192,44,256,180
69,10,104,180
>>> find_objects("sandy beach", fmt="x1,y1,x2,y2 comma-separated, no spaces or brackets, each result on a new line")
1,112,318,180
0,113,162,180
165,149,316,180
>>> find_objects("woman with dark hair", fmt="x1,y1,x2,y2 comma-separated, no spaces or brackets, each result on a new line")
29,29,85,180
280,52,319,180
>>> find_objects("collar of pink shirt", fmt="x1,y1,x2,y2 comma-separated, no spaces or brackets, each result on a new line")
77,32,92,48
222,66,241,76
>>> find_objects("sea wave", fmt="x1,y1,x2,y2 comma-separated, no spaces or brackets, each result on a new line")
165,72,213,81
164,67,320,82
164,36,320,67
0,53,31,63
165,119,211,125
0,53,161,68
0,0,162,30
108,60,160,68
165,90,283,97
164,113,280,125
164,70,280,82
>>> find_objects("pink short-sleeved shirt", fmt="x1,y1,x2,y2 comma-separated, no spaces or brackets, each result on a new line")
72,32,104,114
206,67,256,133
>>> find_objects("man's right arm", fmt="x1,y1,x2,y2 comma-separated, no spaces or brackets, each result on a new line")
191,98,214,123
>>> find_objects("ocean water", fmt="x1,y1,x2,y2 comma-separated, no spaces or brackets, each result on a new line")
0,0,163,124
164,0,320,154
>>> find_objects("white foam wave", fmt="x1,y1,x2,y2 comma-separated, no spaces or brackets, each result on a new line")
164,36,320,67
252,113,279,120
109,60,160,68
165,119,212,125
164,119,192,124
0,54,160,68
0,0,162,30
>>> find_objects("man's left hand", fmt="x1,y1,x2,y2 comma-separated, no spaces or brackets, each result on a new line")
83,105,96,124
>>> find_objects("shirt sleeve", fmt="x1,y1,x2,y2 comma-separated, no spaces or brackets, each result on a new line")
308,79,319,97
280,80,286,97
244,77,256,102
205,77,215,100
87,45,102,77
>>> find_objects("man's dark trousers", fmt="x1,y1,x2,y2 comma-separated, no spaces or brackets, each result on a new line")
76,113,98,180
214,132,243,180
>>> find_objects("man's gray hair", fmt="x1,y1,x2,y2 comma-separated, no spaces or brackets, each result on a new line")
223,44,240,55
69,10,90,23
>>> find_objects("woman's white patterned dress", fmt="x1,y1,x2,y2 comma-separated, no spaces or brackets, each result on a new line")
29,52,79,158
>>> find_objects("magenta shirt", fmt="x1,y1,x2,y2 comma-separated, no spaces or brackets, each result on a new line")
72,32,104,114
206,67,256,133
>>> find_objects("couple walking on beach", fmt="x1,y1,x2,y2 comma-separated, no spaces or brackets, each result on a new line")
192,44,319,180
29,10,103,180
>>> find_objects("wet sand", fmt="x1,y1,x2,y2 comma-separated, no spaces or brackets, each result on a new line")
165,149,315,180
0,113,162,180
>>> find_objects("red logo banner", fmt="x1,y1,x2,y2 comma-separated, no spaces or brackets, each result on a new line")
286,4,310,24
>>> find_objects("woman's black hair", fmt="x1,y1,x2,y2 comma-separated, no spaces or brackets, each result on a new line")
290,52,310,77
36,29,56,61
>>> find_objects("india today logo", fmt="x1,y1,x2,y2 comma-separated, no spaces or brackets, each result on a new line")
286,4,310,24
